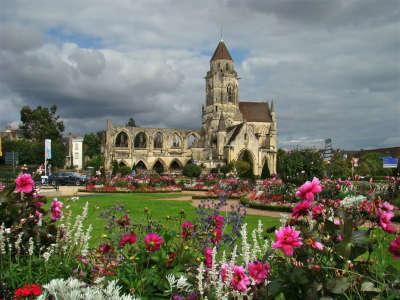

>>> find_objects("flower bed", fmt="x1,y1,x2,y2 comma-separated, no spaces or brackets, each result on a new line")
1,174,400,299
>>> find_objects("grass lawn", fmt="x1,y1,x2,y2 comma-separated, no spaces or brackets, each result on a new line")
58,193,280,247
53,192,400,273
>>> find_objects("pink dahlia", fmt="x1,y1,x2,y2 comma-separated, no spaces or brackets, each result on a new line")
212,214,224,228
119,231,138,248
379,211,396,234
144,233,164,252
204,247,213,268
50,199,63,221
306,239,324,251
248,261,270,284
292,200,313,219
211,227,222,244
380,201,395,212
181,221,194,239
389,236,400,259
220,263,228,282
312,204,324,219
15,173,34,193
272,226,303,256
231,265,250,292
295,177,322,201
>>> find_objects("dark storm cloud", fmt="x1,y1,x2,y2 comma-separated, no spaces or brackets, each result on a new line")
0,0,398,150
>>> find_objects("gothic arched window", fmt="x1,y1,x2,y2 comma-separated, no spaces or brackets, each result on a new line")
115,132,128,147
154,132,163,149
171,133,181,148
134,132,147,148
227,84,234,102
187,134,197,148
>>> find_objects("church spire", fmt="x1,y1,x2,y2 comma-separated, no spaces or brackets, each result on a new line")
210,40,233,61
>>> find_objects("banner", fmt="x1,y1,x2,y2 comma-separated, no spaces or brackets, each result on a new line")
45,139,52,160
382,156,398,168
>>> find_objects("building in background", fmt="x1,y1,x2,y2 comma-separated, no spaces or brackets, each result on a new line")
66,134,84,170
104,40,278,176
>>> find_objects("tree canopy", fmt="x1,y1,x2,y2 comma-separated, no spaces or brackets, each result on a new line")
83,132,103,158
20,105,64,142
126,118,137,127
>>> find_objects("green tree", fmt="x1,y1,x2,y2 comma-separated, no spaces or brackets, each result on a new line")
83,132,103,158
183,163,202,178
326,152,352,179
85,155,104,171
126,118,137,127
20,105,64,142
358,152,391,177
277,149,324,184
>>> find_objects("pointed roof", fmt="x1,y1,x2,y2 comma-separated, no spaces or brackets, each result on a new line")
239,102,273,122
211,40,233,61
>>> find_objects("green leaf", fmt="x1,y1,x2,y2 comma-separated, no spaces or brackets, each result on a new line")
274,292,286,300
361,281,381,293
327,277,350,294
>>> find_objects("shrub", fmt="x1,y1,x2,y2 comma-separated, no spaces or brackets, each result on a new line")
182,163,202,178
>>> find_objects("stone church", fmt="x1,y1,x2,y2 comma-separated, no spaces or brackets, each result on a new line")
104,40,277,176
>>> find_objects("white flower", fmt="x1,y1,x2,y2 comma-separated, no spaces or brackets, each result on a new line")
28,237,34,256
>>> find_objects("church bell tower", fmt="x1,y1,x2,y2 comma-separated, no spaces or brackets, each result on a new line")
202,40,242,147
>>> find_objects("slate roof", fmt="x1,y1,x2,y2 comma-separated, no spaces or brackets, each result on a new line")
239,102,272,122
211,41,233,61
227,123,244,145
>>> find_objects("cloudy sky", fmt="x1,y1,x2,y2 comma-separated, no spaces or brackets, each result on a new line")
0,0,399,150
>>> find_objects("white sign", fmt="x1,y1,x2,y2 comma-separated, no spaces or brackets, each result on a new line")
45,139,52,160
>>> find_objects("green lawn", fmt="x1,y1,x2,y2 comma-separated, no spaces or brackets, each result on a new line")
58,193,279,246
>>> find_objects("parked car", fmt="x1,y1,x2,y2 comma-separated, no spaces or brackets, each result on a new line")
48,172,87,186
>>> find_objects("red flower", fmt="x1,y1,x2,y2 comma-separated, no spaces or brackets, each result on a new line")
181,221,194,239
389,236,400,259
292,200,312,219
212,214,224,228
211,227,222,244
14,284,42,299
144,233,164,252
167,252,177,267
116,215,130,227
98,243,112,254
119,232,138,248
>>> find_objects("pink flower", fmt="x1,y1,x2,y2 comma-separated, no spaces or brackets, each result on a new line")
0,182,4,192
14,173,34,193
333,218,341,226
231,265,250,292
295,177,322,201
272,226,303,256
211,227,222,244
212,214,224,228
380,202,394,212
389,236,400,259
204,247,213,268
181,221,194,239
248,261,270,284
144,233,164,252
306,239,324,251
312,204,324,219
379,211,396,234
220,263,228,282
98,243,112,254
50,199,63,221
292,200,312,219
119,232,138,248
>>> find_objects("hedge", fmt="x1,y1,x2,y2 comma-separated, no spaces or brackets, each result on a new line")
240,197,293,213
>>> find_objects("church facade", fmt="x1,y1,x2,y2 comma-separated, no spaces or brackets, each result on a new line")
104,41,277,176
